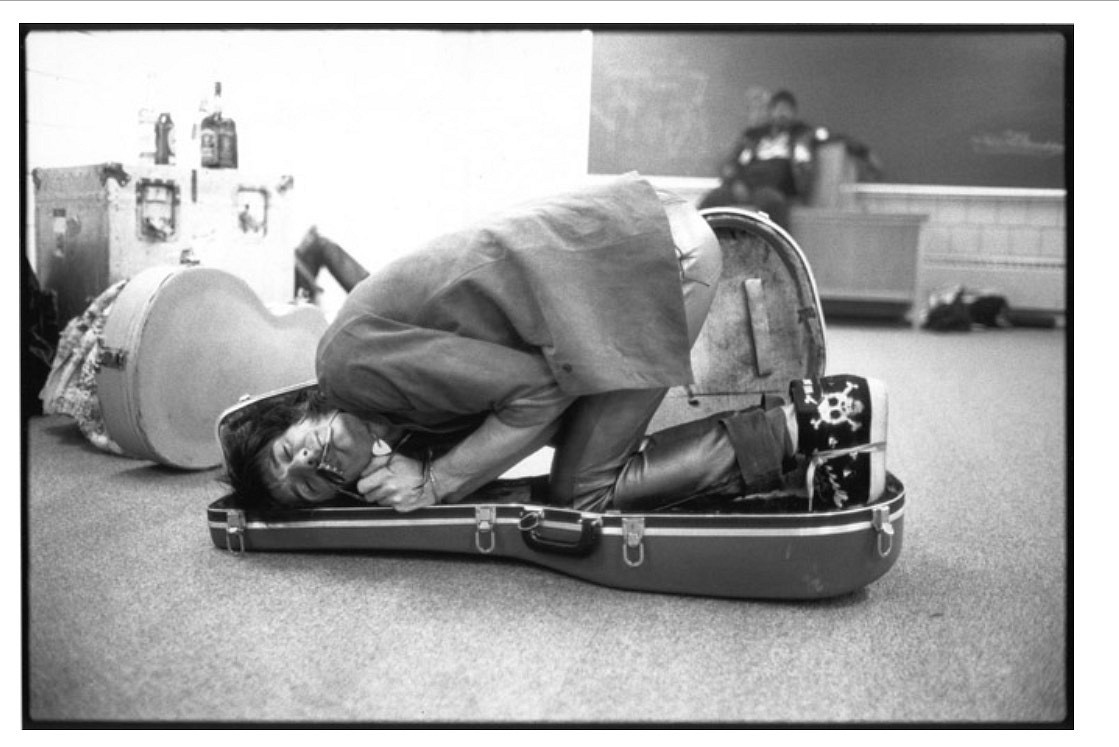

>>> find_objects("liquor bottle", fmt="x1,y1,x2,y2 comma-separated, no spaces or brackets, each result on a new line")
216,83,238,169
155,113,175,165
199,82,222,168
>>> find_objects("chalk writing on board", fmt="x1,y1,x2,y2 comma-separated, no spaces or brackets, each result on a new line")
970,130,1064,158
590,70,713,175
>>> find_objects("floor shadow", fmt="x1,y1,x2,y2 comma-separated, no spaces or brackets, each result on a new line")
115,462,220,482
29,420,132,463
824,315,914,329
738,586,872,610
37,419,90,447
31,417,222,480
230,543,882,606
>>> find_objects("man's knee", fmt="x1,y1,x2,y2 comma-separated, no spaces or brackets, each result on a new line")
663,199,719,274
666,202,722,343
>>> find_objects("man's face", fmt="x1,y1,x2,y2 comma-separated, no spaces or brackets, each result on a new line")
769,100,797,128
266,410,377,505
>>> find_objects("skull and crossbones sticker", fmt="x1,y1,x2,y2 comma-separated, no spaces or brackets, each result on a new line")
807,380,865,444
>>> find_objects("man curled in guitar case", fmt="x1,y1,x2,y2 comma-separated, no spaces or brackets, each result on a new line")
222,174,889,514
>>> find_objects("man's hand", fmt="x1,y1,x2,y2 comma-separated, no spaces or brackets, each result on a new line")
357,453,437,513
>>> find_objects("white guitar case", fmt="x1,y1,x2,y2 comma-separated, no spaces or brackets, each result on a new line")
97,264,328,469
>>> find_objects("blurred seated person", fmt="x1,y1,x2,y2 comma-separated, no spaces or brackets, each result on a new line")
699,89,816,229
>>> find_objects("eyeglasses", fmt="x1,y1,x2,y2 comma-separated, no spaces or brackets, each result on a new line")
306,412,361,501
309,414,410,503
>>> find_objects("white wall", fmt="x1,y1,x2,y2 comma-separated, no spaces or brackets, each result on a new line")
25,28,594,315
596,174,1067,316
849,184,1067,314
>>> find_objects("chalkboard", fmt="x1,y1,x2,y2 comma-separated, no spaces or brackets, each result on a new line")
589,30,1067,189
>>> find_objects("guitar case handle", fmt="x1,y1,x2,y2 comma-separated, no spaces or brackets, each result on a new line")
519,508,601,556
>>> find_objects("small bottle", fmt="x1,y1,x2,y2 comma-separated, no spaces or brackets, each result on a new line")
199,82,222,168
138,107,157,162
155,113,175,165
216,83,238,169
188,94,207,169
137,74,157,163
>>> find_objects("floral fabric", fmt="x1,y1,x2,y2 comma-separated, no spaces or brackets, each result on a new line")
39,279,130,454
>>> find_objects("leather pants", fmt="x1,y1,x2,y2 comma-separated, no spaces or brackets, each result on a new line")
548,195,790,512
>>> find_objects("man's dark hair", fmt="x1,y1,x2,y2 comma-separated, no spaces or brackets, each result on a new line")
218,388,333,509
770,89,798,109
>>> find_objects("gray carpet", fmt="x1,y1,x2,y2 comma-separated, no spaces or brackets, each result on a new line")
24,324,1068,724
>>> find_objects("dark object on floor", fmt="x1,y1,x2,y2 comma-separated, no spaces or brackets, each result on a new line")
968,293,1011,327
922,286,1011,332
23,253,59,420
1005,309,1060,329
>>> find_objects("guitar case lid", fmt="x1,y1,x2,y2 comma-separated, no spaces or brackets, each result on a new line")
97,265,328,470
651,206,828,431
692,207,826,391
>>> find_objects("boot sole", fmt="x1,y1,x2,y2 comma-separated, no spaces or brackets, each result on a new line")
865,377,888,503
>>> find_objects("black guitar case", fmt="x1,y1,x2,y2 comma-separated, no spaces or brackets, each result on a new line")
207,208,905,600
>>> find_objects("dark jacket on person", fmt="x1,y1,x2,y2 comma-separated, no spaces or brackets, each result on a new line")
722,121,815,198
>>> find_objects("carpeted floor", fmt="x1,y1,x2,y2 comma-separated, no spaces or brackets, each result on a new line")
23,323,1068,725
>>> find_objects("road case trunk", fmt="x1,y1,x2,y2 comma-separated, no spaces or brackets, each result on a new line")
207,208,907,600
32,162,296,323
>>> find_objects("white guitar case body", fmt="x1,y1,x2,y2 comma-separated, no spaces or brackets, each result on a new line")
97,265,328,470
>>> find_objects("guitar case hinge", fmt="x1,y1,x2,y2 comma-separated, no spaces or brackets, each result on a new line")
98,347,128,370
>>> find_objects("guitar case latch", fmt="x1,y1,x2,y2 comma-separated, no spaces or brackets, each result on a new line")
225,509,247,555
474,506,496,554
98,347,128,370
622,517,645,568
